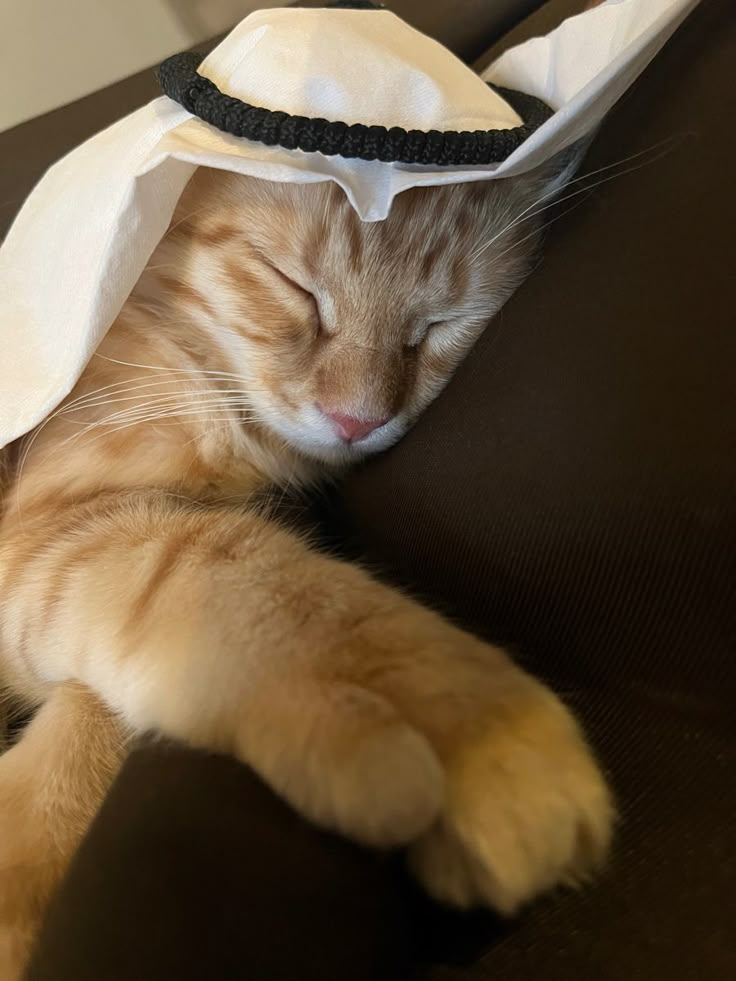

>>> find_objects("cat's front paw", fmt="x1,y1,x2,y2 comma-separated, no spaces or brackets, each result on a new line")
408,683,613,914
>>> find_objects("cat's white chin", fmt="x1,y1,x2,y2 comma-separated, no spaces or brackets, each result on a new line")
262,411,406,466
293,427,401,466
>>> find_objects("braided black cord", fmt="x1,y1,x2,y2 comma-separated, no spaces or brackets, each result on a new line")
157,51,553,167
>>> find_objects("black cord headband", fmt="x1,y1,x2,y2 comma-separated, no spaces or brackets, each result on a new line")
157,50,553,168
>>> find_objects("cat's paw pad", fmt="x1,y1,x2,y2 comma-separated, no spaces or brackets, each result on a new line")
409,689,613,914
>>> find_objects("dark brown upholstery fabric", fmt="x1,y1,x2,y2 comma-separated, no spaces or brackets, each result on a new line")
26,743,415,981
330,0,736,977
8,0,735,978
340,0,736,704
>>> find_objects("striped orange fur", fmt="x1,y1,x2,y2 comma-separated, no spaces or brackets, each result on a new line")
0,170,612,977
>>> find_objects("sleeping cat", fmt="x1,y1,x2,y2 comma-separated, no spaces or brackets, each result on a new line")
0,168,613,976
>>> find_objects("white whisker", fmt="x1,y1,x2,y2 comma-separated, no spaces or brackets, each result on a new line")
73,410,253,448
93,353,248,379
470,135,684,263
61,387,252,416
491,192,594,267
64,398,255,435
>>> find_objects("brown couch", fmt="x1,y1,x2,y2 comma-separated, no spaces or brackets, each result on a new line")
1,1,732,978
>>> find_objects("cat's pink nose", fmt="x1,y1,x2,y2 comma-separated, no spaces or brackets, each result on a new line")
324,411,389,443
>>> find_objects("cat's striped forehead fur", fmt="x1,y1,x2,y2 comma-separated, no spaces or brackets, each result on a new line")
137,168,544,465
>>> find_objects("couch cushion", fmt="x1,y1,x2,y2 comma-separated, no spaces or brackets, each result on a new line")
328,0,736,976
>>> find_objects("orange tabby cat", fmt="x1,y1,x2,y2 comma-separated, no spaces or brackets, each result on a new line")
0,169,612,976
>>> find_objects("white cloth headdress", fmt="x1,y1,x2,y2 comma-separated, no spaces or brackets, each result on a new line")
0,0,698,448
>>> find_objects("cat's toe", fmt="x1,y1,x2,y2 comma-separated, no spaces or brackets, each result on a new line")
299,706,446,848
408,689,614,914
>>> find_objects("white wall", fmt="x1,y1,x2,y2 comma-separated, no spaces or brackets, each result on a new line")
0,0,283,131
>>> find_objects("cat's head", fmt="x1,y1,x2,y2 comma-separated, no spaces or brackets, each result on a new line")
148,164,568,466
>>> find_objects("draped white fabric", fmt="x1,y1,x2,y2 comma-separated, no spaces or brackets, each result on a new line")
0,0,699,448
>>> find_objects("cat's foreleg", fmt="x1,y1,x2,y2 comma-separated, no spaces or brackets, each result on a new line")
0,683,128,980
2,489,613,913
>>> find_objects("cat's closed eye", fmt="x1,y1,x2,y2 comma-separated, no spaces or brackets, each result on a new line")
267,263,312,300
264,260,323,333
